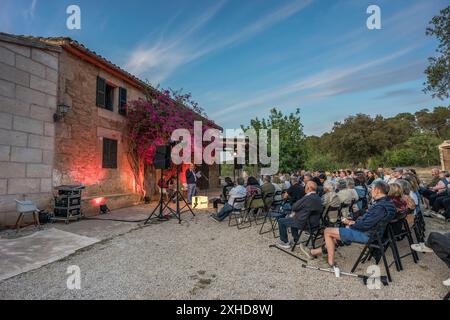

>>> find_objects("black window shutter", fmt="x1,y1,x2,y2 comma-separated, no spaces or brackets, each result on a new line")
119,87,127,116
96,76,106,108
102,138,118,169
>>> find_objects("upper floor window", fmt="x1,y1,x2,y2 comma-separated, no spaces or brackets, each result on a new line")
96,76,127,115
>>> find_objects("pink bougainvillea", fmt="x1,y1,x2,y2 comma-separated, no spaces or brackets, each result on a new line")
125,90,218,197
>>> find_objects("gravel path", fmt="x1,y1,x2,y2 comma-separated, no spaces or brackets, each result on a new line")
0,208,449,300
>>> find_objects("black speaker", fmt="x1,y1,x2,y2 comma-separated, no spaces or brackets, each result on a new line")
154,145,171,169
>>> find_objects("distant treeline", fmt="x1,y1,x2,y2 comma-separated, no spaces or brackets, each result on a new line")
305,106,450,170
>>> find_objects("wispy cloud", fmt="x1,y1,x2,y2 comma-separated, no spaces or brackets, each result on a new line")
125,0,313,84
374,88,420,100
23,0,37,20
212,46,416,119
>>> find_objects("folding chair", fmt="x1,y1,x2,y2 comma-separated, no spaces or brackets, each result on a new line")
247,194,265,225
228,196,251,229
387,210,419,270
259,198,286,237
291,210,323,251
351,214,397,282
322,205,342,227
412,209,426,243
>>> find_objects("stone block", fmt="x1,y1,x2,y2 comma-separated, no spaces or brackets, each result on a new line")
46,67,58,83
30,75,57,95
16,85,46,107
0,112,12,129
0,129,27,147
40,178,52,192
0,62,29,87
27,164,52,178
0,43,30,57
42,150,54,165
15,54,46,78
10,147,42,163
44,122,54,137
0,145,10,161
7,178,40,194
0,79,15,98
32,49,58,70
0,162,26,178
13,115,44,135
0,179,6,195
0,46,15,66
30,104,53,122
0,96,30,116
28,134,54,150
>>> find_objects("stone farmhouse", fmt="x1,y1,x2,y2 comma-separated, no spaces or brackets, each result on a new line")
0,32,220,226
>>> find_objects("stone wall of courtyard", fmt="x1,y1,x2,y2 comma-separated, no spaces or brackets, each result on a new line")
0,36,60,225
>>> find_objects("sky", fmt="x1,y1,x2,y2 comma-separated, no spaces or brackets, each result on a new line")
1,0,449,136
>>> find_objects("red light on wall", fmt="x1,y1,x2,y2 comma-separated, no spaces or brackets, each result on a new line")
93,197,106,206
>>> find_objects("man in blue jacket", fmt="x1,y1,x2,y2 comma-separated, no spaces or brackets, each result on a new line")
307,181,396,267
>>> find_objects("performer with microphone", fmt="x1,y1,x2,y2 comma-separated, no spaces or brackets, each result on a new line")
186,164,200,205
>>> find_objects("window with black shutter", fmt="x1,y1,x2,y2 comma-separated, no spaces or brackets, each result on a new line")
96,76,106,108
102,138,118,169
119,87,127,116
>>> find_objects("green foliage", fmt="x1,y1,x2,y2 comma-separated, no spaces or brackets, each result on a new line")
424,5,450,100
242,108,307,173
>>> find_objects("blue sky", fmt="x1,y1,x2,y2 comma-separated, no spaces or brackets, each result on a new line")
1,0,449,135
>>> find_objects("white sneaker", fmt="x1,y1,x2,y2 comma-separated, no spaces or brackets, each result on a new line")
276,241,291,249
411,242,434,253
430,212,446,220
443,278,450,287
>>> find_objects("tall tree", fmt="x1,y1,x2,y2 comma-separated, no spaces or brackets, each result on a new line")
424,5,450,99
243,108,306,173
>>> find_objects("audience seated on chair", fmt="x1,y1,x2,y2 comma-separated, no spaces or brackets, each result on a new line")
211,177,246,222
336,179,358,218
261,175,276,207
276,181,323,249
308,181,396,268
322,181,340,223
283,177,306,211
212,177,235,211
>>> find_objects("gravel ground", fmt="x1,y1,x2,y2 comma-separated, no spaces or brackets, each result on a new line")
0,206,449,300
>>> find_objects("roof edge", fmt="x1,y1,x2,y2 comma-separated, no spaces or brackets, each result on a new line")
0,32,62,52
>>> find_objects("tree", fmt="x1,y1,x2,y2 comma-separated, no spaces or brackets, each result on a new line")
424,5,450,99
243,108,307,173
415,106,450,139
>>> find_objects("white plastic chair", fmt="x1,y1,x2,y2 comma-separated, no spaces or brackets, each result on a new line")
14,200,41,232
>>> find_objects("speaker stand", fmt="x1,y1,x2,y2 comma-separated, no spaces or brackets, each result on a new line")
144,169,170,224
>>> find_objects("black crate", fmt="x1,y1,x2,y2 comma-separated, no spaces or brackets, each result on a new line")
54,196,81,207
54,208,81,217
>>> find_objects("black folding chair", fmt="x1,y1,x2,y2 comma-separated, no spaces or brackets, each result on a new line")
322,205,341,227
259,198,287,237
387,209,419,271
247,194,265,225
291,210,323,251
412,209,426,243
351,214,397,282
228,196,250,229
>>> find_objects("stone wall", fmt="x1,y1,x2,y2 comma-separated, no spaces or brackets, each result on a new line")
55,50,144,215
0,39,60,226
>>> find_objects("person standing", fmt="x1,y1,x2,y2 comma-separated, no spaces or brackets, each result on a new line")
186,164,198,205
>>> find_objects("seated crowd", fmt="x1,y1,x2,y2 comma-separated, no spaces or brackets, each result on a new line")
209,167,450,287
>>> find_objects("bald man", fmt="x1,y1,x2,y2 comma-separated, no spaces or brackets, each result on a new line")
276,181,323,249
